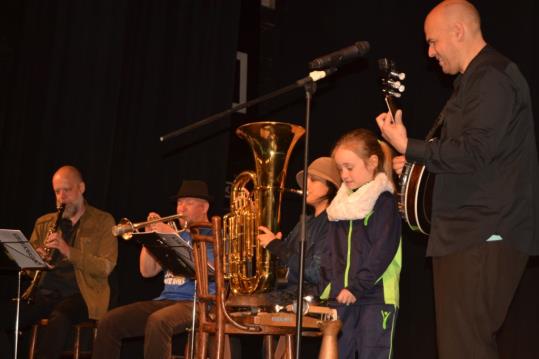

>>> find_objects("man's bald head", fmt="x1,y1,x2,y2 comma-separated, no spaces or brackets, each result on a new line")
424,0,486,74
427,0,481,36
53,165,84,184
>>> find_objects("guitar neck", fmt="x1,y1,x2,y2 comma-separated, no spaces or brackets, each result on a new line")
385,95,398,119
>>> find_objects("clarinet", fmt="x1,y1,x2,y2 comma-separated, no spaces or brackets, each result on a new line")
21,203,66,302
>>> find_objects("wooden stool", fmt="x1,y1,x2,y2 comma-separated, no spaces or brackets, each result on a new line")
28,319,98,359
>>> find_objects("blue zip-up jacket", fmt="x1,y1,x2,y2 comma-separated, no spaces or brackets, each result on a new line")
266,211,329,296
319,191,401,306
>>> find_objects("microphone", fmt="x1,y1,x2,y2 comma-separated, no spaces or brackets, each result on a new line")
308,41,370,70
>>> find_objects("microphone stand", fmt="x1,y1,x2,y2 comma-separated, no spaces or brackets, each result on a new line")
159,69,336,142
160,67,336,359
294,77,316,359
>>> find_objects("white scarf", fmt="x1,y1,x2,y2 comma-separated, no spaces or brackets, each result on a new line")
327,172,394,221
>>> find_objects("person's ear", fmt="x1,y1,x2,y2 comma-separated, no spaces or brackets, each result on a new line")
453,22,465,41
368,155,379,171
79,181,86,195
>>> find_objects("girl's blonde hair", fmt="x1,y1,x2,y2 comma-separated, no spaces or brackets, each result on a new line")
332,128,395,188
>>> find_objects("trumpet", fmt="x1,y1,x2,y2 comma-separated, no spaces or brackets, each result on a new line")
112,214,187,240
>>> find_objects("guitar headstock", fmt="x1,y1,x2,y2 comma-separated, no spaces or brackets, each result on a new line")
378,58,406,118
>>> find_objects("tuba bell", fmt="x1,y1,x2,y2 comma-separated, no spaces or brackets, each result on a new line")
223,121,305,295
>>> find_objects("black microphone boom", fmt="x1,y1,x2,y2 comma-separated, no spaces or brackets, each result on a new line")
308,41,370,70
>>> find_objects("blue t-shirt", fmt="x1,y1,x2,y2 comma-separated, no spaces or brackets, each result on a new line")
154,227,215,301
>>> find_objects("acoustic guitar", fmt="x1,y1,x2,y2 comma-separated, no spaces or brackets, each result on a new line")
378,58,434,235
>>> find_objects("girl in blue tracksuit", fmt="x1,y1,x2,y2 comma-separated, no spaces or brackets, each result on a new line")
320,128,402,359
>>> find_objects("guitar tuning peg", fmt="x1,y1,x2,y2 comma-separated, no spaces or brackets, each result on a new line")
388,80,404,92
391,71,406,80
388,90,402,98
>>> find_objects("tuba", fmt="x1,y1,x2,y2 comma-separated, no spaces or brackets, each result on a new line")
223,121,304,295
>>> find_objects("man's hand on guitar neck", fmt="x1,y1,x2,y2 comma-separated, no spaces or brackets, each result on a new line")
393,155,406,176
375,109,408,155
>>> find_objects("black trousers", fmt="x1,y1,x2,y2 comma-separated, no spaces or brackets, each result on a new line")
0,290,89,359
433,241,528,359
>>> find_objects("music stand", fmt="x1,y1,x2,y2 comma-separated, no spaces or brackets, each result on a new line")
131,231,214,278
0,229,48,359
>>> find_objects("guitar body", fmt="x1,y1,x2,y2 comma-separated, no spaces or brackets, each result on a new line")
398,162,435,235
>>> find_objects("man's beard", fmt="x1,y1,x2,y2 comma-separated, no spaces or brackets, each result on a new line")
62,202,79,219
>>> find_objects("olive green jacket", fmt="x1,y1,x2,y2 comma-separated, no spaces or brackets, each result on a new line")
30,204,117,319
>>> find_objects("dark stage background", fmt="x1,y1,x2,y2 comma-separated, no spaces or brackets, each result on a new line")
1,1,538,358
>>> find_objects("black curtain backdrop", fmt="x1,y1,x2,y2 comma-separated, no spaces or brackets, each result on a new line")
0,1,240,356
1,0,538,358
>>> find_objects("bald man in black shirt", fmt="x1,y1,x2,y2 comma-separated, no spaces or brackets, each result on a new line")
376,1,539,358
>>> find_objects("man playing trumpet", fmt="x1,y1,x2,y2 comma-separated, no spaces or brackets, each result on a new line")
92,180,213,359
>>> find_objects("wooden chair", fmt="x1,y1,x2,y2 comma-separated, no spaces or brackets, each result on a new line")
188,217,295,359
28,319,97,359
27,267,118,359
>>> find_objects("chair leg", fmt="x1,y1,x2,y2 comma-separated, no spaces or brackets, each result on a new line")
184,332,191,359
73,325,81,359
28,324,39,359
92,325,98,344
274,336,285,359
209,334,231,359
196,331,208,359
223,335,232,359
284,335,294,359
274,335,295,359
263,335,274,359
318,319,341,359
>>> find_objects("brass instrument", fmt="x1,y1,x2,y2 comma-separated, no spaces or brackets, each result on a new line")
223,121,305,295
22,203,66,302
112,213,187,240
